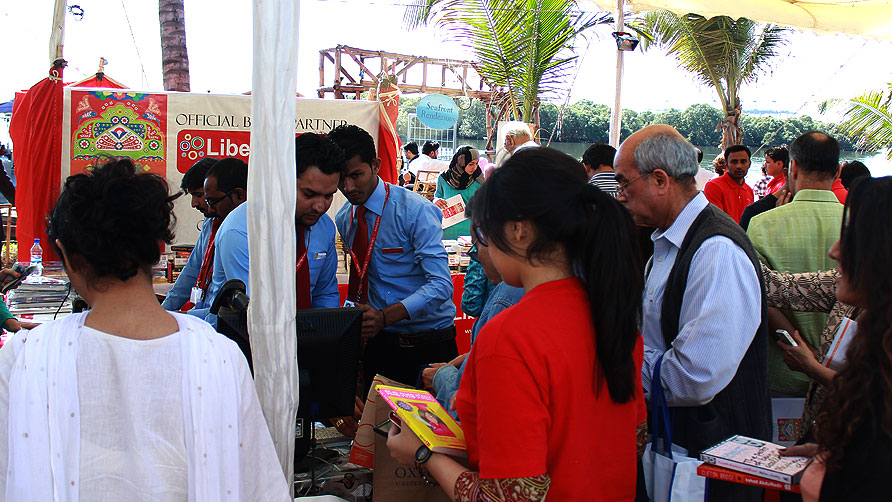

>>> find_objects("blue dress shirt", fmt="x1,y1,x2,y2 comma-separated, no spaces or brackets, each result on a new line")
640,192,762,406
433,282,524,416
335,178,455,334
162,217,215,315
205,203,340,326
301,214,340,309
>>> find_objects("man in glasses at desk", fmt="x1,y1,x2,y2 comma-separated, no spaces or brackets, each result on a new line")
200,157,249,326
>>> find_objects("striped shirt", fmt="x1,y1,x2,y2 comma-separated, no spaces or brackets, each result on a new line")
588,171,618,198
641,193,762,406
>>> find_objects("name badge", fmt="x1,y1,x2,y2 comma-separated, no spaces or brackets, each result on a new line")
314,252,327,260
382,247,404,254
343,299,356,308
190,287,204,304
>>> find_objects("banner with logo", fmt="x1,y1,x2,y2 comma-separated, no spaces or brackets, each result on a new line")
61,88,379,243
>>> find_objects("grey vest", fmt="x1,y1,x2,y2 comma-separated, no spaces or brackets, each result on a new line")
659,204,772,455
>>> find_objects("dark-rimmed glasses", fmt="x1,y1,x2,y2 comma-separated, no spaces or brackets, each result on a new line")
205,189,235,209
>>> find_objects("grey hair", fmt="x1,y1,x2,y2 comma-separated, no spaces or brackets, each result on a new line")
633,133,699,181
503,121,532,139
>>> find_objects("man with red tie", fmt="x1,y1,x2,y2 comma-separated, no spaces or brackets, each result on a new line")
329,125,457,394
294,133,342,309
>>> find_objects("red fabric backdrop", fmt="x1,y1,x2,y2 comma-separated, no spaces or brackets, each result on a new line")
9,70,126,262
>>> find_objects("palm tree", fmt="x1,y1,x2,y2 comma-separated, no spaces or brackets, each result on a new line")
404,0,611,123
821,85,892,158
159,0,191,92
642,12,788,149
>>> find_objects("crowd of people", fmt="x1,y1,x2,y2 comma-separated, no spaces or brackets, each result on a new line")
0,118,887,502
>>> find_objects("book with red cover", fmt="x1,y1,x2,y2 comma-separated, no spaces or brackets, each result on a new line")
697,463,801,493
700,435,809,484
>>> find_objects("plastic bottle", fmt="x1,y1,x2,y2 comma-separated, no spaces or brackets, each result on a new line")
29,238,43,276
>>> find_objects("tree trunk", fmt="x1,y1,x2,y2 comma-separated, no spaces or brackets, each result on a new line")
159,0,190,92
717,105,742,150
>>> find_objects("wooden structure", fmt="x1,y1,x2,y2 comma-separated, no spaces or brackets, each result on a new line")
413,170,440,201
0,204,14,266
317,45,537,152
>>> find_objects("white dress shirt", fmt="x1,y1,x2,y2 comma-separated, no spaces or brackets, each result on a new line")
641,192,762,406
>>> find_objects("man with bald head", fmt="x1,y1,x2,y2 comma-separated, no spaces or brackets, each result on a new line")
615,125,770,502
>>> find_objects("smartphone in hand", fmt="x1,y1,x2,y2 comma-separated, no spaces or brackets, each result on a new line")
775,329,798,347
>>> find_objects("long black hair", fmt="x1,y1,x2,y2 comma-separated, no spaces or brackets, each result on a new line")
472,147,644,403
817,176,892,471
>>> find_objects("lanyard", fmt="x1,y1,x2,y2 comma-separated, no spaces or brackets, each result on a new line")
347,183,390,299
296,228,309,271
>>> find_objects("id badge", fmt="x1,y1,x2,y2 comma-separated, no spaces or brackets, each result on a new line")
343,299,356,308
190,287,204,304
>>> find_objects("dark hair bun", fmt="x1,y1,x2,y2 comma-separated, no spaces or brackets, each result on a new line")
48,158,175,282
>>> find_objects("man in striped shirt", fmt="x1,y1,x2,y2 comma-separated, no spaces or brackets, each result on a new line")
582,142,618,197
616,125,770,502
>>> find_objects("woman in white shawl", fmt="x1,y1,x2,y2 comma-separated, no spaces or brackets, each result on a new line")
0,159,290,502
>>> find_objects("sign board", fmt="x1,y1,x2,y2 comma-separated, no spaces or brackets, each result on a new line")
415,94,459,130
61,89,379,244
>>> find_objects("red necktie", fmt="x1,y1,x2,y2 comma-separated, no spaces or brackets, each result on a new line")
296,225,311,309
347,206,369,303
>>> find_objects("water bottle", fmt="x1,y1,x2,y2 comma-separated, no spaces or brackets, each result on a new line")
29,238,43,277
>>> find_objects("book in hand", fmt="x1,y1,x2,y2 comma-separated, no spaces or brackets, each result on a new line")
697,463,801,493
375,385,466,457
700,435,809,484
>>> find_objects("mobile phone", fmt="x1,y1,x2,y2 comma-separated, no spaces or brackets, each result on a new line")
775,329,798,347
1,265,37,294
373,414,401,438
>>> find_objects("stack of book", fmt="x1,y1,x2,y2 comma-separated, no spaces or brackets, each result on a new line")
167,244,194,282
7,275,71,315
699,435,809,493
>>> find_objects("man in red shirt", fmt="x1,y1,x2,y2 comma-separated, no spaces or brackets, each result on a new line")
703,145,755,223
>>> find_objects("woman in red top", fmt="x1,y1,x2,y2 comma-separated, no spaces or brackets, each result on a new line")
387,147,647,501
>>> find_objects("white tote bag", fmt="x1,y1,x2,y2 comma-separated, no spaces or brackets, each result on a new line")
642,356,707,502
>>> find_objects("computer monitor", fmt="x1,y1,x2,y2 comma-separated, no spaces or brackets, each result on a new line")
294,307,363,469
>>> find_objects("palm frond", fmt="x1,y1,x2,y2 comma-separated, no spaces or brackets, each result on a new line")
833,84,892,158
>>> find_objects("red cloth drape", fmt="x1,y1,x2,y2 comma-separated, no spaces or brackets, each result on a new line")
9,70,127,262
375,83,401,184
9,66,65,261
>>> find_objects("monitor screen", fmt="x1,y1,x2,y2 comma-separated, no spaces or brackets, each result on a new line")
295,307,362,420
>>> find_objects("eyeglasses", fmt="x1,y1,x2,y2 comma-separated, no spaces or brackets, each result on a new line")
472,225,488,247
467,245,479,263
205,189,235,209
615,173,650,196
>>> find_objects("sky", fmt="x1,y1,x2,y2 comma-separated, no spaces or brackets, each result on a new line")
2,0,892,119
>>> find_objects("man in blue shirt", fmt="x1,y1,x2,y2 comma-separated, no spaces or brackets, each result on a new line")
329,124,457,393
294,133,342,309
162,157,219,314
201,158,249,324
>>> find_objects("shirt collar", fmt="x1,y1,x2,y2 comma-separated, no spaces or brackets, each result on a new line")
652,192,709,249
362,177,386,215
791,189,840,203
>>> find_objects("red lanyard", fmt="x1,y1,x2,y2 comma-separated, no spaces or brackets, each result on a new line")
194,218,221,290
296,231,308,271
347,183,390,293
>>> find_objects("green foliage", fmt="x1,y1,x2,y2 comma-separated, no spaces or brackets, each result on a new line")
822,84,892,158
640,12,789,115
404,0,612,122
399,96,861,151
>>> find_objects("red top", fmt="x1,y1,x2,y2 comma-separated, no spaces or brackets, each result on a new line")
455,278,645,501
832,178,848,204
703,173,755,223
766,174,786,194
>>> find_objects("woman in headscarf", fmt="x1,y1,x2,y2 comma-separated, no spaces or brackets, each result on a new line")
434,145,484,240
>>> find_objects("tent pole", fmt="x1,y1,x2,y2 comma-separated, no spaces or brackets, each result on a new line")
49,0,66,63
608,0,624,147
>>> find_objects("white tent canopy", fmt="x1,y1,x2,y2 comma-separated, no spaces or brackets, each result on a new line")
583,0,892,40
